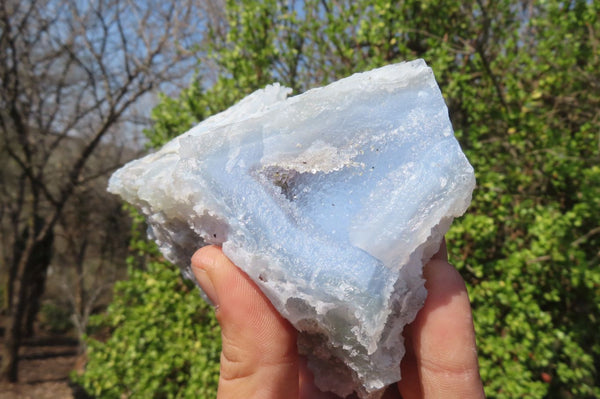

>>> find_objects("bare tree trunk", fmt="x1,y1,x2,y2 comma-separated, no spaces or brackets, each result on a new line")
1,215,53,381
21,230,54,337
0,232,35,382
1,299,25,382
75,238,88,319
6,214,27,313
6,240,23,312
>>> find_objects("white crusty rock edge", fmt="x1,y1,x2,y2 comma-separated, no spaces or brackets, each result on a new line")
108,59,475,399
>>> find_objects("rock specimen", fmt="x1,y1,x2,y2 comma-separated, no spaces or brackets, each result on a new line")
108,59,475,398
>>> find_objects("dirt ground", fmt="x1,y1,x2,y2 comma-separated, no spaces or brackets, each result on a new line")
0,335,80,399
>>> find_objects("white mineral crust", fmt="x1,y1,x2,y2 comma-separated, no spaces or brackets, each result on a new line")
108,59,475,398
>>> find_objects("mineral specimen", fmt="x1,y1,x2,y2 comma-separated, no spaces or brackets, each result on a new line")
108,59,475,398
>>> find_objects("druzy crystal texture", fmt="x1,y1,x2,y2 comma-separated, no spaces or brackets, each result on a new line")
108,59,475,398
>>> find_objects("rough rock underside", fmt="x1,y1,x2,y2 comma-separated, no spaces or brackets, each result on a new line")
108,59,475,399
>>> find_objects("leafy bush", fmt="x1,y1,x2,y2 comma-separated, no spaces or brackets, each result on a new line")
74,212,220,398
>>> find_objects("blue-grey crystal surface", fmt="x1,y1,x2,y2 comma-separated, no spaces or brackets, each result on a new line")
108,59,475,399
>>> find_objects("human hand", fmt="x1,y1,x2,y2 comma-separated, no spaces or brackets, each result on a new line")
191,241,485,399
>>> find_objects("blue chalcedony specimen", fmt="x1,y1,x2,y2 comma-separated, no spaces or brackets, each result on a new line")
108,59,475,399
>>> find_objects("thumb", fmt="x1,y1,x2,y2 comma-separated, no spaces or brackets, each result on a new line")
191,246,299,399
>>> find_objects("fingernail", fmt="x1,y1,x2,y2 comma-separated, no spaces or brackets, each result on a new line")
195,268,219,308
191,250,220,307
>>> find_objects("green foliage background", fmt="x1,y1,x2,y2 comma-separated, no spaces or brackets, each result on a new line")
75,210,221,398
79,0,600,397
